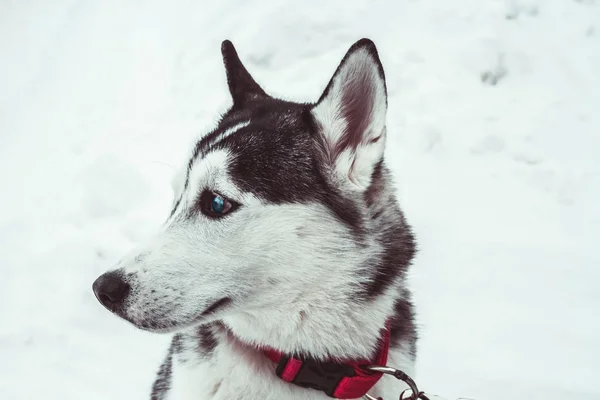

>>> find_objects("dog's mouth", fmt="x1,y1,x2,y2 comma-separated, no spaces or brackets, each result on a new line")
107,296,234,334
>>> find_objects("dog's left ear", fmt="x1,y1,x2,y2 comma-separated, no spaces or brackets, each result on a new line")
221,40,269,107
312,39,388,190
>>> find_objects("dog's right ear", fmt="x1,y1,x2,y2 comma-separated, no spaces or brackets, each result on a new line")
221,40,268,107
311,39,388,191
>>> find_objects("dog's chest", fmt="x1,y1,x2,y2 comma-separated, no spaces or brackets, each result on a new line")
166,342,329,400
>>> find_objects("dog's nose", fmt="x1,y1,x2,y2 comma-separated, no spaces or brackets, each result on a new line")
92,271,130,311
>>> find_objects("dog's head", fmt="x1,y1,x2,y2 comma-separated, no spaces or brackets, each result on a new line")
93,39,414,334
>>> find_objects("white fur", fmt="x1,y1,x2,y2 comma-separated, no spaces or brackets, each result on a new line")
206,121,250,149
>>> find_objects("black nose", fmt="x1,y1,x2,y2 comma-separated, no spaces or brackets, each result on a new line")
92,271,130,311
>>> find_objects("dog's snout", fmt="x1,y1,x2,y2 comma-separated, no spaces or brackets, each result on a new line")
92,271,130,311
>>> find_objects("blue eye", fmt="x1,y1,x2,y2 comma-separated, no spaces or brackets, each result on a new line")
200,190,238,218
211,195,225,213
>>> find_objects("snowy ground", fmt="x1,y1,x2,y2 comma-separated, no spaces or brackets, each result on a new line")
1,0,599,399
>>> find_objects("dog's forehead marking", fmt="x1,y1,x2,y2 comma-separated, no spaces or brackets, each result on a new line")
202,121,250,155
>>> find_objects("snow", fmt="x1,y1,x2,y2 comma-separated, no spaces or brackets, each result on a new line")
1,0,599,399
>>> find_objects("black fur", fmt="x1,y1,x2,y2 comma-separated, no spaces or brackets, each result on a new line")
390,294,418,357
151,325,221,399
197,324,218,355
362,163,417,298
221,39,268,107
151,335,180,400
200,297,232,318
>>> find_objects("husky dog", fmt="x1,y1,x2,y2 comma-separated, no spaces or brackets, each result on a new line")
93,39,417,400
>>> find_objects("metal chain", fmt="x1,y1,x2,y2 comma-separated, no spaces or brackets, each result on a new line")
362,365,430,400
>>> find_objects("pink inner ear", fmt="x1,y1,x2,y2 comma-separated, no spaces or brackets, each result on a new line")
332,72,376,160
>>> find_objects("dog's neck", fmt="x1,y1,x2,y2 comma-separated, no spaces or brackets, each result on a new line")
219,286,398,362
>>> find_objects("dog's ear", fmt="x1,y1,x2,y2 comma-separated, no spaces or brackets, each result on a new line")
312,39,388,190
221,40,268,106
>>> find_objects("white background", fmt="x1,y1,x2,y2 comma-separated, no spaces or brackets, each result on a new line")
1,0,599,399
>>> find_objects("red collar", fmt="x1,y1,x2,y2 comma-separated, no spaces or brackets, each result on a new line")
261,322,391,399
